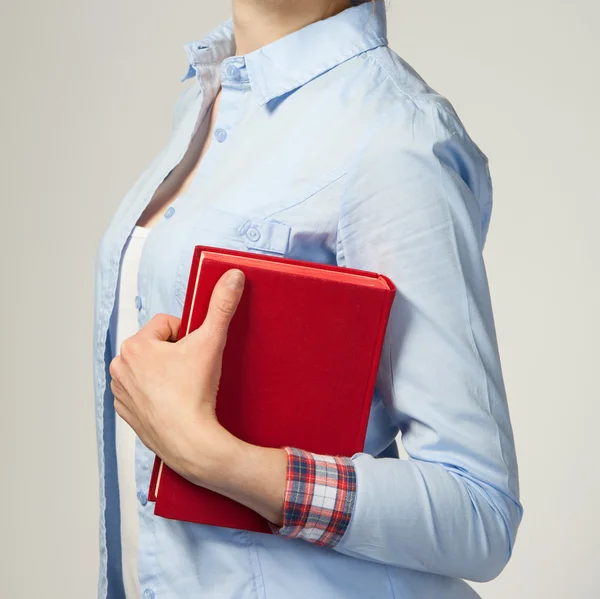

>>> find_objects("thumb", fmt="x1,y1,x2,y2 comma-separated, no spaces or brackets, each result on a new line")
201,269,245,349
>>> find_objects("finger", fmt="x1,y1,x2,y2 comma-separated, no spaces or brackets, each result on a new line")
109,354,124,382
111,380,140,430
201,269,245,345
113,395,137,429
110,350,134,389
138,313,181,342
110,376,127,398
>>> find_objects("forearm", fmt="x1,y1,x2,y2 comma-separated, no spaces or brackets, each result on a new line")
180,424,519,581
181,428,288,526
179,428,356,546
333,452,522,582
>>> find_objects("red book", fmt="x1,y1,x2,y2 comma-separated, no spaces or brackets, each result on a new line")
147,245,396,534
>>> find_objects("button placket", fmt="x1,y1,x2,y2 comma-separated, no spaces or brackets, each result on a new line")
239,218,291,255
221,56,247,85
214,128,228,143
213,57,247,145
226,64,240,80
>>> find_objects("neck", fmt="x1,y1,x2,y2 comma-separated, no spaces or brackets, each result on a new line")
232,0,353,55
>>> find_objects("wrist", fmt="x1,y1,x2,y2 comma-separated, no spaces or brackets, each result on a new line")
181,427,288,525
178,421,242,488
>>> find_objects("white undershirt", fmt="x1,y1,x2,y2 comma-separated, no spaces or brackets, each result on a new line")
110,224,149,599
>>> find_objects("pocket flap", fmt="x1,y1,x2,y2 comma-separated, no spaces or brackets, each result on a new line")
238,218,291,255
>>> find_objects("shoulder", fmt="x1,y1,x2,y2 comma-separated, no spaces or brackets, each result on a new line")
341,46,494,244
351,45,489,165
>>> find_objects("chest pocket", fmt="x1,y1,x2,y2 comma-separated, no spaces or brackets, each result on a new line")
173,205,292,307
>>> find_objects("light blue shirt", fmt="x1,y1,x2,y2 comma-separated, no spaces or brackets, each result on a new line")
93,2,523,597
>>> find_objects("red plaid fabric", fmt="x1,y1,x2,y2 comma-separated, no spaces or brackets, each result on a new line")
268,446,357,547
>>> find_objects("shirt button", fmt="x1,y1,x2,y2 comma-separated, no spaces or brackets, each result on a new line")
214,128,227,143
226,64,240,80
164,206,175,219
137,491,148,506
135,296,143,310
143,589,155,599
246,227,261,241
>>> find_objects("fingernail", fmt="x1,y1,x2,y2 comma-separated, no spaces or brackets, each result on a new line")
226,269,244,289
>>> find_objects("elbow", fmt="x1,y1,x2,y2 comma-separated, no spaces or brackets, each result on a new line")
459,480,524,583
467,529,512,583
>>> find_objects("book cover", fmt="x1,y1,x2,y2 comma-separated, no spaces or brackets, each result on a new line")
147,245,396,534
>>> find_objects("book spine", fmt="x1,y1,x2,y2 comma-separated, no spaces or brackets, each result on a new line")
148,456,161,502
354,287,397,451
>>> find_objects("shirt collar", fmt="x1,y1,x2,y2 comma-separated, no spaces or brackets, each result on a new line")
181,0,388,106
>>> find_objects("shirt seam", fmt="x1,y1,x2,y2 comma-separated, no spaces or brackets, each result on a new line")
366,51,421,110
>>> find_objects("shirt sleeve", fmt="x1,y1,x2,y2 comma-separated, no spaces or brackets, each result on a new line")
274,96,523,584
268,447,357,547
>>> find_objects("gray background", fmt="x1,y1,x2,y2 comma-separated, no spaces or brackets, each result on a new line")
1,1,598,597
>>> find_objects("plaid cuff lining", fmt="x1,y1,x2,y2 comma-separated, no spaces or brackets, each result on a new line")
268,446,357,548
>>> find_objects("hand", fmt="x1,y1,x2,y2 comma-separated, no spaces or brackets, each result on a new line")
109,268,246,482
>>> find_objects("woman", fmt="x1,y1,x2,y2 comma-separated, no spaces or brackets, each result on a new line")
94,1,523,598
